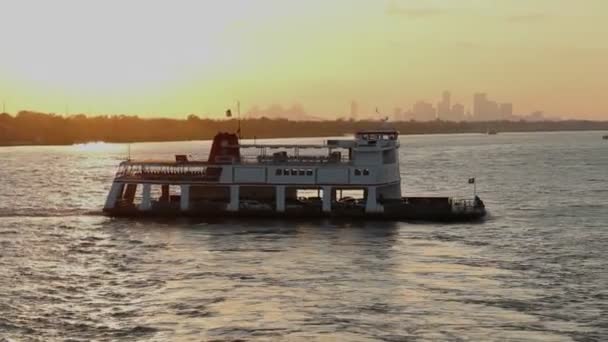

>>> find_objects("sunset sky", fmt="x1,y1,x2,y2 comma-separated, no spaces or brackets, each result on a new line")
0,0,606,119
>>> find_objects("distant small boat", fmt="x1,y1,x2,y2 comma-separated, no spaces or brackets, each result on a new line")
603,135,608,140
486,129,498,135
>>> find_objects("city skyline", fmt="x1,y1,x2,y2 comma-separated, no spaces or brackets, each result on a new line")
0,87,597,122
0,88,582,122
0,0,606,120
0,90,580,123
350,90,548,122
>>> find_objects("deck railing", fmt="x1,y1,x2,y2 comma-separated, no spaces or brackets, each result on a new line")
451,198,484,212
115,164,221,181
113,163,351,182
243,155,351,164
115,155,351,179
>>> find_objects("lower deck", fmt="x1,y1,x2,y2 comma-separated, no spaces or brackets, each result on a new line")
103,182,486,222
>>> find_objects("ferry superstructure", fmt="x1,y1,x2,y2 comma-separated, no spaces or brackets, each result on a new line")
103,130,486,221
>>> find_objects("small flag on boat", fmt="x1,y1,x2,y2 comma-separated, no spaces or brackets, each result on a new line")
468,177,475,184
226,109,232,117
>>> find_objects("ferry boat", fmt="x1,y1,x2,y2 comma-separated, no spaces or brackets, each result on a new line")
103,130,486,221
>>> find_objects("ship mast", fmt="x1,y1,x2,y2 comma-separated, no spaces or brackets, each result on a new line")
237,100,242,139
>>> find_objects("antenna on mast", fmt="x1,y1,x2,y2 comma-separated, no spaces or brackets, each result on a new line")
226,101,243,139
236,100,242,139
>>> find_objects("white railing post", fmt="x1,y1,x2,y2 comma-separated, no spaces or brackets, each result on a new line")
322,186,332,213
228,185,240,212
104,182,124,210
180,184,190,211
276,186,286,212
139,183,152,211
365,186,378,213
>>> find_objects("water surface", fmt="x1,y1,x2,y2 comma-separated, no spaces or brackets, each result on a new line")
0,131,606,341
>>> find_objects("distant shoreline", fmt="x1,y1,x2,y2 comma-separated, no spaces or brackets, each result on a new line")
1,111,607,147
2,129,607,147
1,127,607,148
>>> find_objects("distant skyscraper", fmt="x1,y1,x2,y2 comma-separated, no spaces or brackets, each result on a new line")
442,91,451,110
412,101,436,121
487,100,499,120
473,93,487,120
437,91,451,119
350,100,358,120
451,103,465,121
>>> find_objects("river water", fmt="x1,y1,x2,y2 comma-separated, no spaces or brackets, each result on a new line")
0,131,606,341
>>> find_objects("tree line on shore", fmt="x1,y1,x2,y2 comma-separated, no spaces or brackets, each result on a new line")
1,111,607,146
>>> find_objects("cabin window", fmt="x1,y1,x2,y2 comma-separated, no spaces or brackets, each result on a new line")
275,169,282,176
354,169,361,176
291,169,298,176
284,168,290,175
382,150,396,164
306,169,313,176
363,169,370,176
299,169,305,176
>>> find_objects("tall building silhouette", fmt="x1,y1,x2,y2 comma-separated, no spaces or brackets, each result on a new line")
487,100,499,120
451,103,465,121
442,91,451,110
413,101,436,121
473,93,487,120
437,91,451,120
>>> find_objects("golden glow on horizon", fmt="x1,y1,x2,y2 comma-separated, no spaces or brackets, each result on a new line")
0,0,607,119
72,141,117,153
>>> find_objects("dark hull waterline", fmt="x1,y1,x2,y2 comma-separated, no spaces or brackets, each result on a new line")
104,198,487,223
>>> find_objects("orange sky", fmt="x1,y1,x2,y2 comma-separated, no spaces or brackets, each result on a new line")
0,0,606,119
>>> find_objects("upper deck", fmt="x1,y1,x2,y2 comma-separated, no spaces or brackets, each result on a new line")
113,130,402,185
